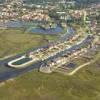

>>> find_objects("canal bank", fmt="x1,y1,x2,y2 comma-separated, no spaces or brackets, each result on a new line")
0,31,72,81
0,34,93,82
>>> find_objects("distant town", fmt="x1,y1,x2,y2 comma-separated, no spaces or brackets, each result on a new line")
0,0,99,29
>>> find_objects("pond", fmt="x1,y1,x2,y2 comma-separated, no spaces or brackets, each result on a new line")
4,20,38,28
28,25,63,34
66,63,76,68
5,20,23,28
12,57,32,65
1,20,63,34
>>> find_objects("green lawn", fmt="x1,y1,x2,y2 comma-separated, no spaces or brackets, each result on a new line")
0,29,100,100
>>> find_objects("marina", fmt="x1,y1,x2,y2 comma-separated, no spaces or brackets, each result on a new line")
7,31,80,68
0,33,94,81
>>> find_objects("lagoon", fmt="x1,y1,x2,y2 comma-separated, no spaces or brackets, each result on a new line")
29,25,63,34
0,20,63,34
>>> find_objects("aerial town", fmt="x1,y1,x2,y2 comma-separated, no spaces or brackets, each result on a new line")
0,0,100,100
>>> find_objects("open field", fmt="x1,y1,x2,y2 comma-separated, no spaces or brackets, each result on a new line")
0,29,57,58
0,55,100,100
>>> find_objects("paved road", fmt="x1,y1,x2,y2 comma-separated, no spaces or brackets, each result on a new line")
0,34,92,82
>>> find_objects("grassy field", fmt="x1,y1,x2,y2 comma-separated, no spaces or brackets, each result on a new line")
0,57,100,100
0,29,100,100
0,29,57,58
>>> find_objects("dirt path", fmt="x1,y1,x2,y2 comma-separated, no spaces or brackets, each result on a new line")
0,54,16,61
68,52,100,76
